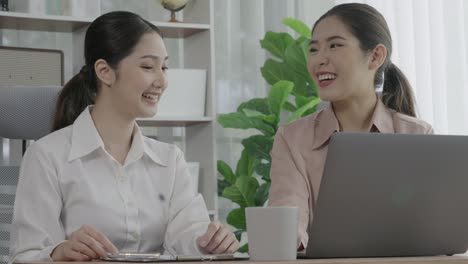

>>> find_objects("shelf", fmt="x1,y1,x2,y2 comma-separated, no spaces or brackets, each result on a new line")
151,21,210,38
136,116,213,127
0,11,91,32
0,11,210,37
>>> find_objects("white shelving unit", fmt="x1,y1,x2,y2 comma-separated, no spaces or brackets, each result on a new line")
0,11,210,37
0,0,218,216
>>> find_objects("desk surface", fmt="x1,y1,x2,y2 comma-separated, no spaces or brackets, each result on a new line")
14,256,468,264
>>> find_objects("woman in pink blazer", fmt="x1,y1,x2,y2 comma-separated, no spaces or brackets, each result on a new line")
268,3,433,250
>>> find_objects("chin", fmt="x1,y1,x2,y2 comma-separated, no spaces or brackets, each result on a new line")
318,89,345,103
139,107,157,118
318,91,335,102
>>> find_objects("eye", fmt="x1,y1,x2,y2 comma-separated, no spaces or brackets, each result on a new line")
141,65,154,70
162,66,169,71
309,47,318,54
330,43,342,49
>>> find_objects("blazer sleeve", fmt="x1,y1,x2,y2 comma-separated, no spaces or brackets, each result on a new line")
9,142,65,263
268,126,310,248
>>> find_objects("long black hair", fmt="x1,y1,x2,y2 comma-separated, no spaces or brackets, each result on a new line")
313,3,416,117
53,11,162,131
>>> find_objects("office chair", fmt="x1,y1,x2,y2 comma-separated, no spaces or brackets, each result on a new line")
0,85,61,264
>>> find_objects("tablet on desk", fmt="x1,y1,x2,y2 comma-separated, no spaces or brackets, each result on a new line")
102,252,240,262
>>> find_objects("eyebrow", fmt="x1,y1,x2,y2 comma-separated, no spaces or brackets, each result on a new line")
310,35,347,45
139,55,169,61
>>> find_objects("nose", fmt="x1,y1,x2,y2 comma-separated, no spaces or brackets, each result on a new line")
308,49,328,75
315,49,329,67
153,68,168,90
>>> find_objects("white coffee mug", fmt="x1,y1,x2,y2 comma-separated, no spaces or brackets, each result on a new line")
246,206,298,261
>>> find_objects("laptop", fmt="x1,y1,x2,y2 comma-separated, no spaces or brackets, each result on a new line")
304,132,468,258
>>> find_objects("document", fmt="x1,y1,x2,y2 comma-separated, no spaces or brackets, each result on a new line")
102,252,238,262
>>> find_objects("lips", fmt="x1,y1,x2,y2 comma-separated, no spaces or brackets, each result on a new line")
316,72,337,88
142,92,160,105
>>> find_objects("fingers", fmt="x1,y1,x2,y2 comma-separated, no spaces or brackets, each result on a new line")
197,221,240,254
76,234,105,259
205,225,229,253
62,247,91,261
52,241,91,261
226,239,240,254
211,229,240,254
69,242,96,260
81,224,119,256
197,221,221,248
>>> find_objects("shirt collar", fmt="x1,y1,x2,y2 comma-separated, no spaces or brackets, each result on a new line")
312,98,395,149
68,106,105,162
68,106,167,166
127,125,168,167
371,98,395,134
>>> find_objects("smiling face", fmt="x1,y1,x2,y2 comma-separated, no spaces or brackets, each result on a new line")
104,32,169,119
308,16,376,102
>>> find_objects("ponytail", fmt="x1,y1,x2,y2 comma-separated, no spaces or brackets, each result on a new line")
52,65,97,131
381,63,416,117
52,11,163,131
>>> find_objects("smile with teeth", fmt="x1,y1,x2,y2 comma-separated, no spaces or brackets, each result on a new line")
142,93,159,101
318,73,337,82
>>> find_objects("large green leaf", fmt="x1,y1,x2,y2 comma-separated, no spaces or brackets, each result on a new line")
242,135,274,161
285,42,307,77
260,32,295,60
255,161,271,182
283,101,297,112
226,208,246,230
267,80,294,116
222,176,259,207
261,59,293,86
242,109,277,125
237,98,271,115
284,43,314,97
255,182,271,206
217,179,230,196
295,95,313,108
217,160,236,184
282,18,311,39
236,149,257,178
261,59,310,98
288,97,321,123
218,112,275,136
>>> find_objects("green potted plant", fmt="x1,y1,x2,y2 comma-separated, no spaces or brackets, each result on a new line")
217,18,320,252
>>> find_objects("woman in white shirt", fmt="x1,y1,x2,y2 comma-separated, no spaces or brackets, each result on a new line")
9,11,239,262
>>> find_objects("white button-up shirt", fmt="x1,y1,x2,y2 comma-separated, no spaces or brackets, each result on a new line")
9,107,210,263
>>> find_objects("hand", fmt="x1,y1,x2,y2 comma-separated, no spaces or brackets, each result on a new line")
51,224,119,261
196,221,239,254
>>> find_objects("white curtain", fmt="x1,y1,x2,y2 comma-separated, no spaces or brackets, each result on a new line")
335,0,468,135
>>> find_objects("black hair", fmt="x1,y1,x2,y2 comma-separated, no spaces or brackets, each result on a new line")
53,11,162,131
313,3,416,117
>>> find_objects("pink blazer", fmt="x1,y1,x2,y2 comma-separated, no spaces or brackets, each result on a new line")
268,99,434,247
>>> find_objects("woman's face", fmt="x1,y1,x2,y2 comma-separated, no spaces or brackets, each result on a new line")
308,16,375,102
110,32,169,119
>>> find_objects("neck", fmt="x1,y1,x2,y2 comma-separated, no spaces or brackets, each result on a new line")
332,92,378,132
91,99,135,164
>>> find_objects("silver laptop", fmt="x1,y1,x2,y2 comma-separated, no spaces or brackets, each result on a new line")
305,132,468,258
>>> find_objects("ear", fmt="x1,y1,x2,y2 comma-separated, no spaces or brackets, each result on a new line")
94,59,115,87
368,44,387,70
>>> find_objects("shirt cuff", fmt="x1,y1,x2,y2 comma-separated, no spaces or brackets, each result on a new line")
40,241,65,261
